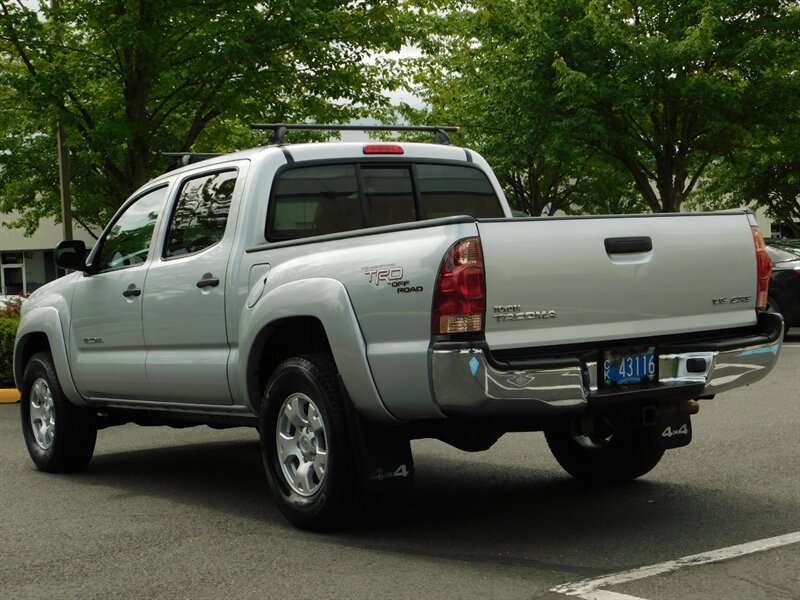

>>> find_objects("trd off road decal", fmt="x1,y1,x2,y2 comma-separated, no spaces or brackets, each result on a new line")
363,264,423,294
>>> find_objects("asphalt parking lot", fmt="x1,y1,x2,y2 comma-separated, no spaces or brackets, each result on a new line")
1,335,798,600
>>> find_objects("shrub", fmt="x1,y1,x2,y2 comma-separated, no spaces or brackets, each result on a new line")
0,317,19,388
0,296,23,319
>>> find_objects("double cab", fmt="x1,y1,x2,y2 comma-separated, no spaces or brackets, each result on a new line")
14,126,783,530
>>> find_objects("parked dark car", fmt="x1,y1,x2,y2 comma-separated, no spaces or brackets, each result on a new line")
767,243,800,335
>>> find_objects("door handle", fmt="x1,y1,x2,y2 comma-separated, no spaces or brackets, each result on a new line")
604,237,653,254
122,285,142,298
196,274,220,289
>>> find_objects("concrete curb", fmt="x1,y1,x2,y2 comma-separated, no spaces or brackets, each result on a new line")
0,388,20,404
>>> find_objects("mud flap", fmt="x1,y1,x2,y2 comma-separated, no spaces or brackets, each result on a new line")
341,383,414,493
657,414,692,449
349,415,414,493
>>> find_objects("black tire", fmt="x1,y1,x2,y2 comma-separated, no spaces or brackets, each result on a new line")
767,297,789,338
20,352,97,473
767,296,783,316
545,421,665,483
260,354,376,531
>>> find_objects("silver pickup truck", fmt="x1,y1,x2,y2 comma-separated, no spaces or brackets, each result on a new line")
14,127,783,530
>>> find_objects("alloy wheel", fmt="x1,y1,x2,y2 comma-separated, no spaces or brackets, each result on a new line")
275,393,328,496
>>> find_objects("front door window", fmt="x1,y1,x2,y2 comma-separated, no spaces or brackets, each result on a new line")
97,187,168,271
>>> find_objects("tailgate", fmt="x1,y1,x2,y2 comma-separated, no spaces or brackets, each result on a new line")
478,213,759,350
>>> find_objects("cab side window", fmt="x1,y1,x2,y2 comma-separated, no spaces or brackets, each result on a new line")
97,186,168,271
165,171,237,258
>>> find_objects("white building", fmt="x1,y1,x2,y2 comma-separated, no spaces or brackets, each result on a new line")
0,212,95,296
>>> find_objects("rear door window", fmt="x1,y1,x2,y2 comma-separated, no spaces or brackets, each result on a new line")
164,170,237,258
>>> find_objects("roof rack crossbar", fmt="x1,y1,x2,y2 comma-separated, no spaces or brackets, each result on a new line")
250,123,458,145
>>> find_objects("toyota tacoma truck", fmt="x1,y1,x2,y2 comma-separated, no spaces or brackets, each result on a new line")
14,124,783,530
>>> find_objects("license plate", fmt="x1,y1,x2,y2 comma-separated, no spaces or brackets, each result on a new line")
601,346,657,387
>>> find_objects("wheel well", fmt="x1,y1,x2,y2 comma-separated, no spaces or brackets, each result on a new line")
250,317,332,412
14,332,51,385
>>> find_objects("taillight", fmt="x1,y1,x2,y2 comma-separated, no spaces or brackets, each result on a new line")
752,226,772,309
432,237,485,334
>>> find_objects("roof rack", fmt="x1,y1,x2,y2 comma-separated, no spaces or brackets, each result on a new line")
162,152,224,172
250,123,458,146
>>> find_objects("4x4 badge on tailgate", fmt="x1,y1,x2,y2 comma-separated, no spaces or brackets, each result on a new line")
712,296,752,305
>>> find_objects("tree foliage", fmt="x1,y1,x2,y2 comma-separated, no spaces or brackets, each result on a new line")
401,0,641,216
0,0,405,235
405,0,799,215
690,95,800,236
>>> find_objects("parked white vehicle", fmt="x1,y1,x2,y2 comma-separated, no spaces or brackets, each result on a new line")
14,125,783,530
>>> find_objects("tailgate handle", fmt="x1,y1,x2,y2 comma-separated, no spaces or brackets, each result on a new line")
604,237,652,254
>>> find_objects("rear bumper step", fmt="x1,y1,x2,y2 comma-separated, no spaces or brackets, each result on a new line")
431,312,784,418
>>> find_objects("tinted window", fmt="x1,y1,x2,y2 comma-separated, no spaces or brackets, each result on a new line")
417,164,504,219
165,171,236,258
362,167,416,227
267,162,503,241
98,187,167,270
270,165,362,240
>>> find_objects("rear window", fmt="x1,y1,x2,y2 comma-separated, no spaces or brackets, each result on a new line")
271,165,363,238
416,164,500,220
268,162,503,241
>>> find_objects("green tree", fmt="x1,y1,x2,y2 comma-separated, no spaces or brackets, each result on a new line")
406,0,799,214
403,0,639,216
690,112,800,237
0,0,405,235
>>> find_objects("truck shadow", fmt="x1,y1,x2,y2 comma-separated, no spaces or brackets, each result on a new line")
79,430,798,573
84,433,277,521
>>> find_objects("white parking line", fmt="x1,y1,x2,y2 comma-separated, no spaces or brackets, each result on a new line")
551,531,800,600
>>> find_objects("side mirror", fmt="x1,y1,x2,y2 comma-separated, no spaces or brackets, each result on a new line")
54,240,89,272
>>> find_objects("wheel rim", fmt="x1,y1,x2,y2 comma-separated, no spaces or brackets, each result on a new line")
275,393,328,497
29,378,55,450
574,433,613,450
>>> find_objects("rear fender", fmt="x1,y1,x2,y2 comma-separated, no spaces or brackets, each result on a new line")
238,278,399,425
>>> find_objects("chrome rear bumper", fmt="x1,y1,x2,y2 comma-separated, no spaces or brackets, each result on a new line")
431,313,783,417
